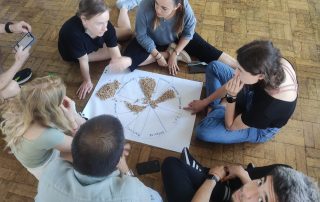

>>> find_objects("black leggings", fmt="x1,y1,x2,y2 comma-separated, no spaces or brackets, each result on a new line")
161,157,290,202
123,32,223,71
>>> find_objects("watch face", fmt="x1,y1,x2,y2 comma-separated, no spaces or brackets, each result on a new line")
226,95,236,103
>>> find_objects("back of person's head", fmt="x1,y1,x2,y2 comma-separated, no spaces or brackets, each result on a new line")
271,166,320,202
1,76,72,149
77,0,109,20
237,40,284,89
72,115,124,177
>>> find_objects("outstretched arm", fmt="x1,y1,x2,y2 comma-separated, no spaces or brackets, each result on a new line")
184,83,228,114
0,21,31,34
77,55,93,99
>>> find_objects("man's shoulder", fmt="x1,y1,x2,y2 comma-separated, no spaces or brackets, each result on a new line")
37,166,153,202
41,158,72,180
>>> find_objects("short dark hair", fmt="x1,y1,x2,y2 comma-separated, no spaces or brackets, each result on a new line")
271,166,320,202
237,40,284,89
77,0,109,19
72,115,124,177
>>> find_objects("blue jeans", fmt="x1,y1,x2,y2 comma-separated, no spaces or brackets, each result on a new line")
195,61,279,144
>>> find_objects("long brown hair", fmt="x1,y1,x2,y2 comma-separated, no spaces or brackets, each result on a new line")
237,40,284,89
153,0,185,34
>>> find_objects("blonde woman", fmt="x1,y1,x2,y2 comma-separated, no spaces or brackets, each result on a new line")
0,76,85,179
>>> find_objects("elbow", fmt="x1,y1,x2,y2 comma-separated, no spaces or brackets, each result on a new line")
225,122,235,131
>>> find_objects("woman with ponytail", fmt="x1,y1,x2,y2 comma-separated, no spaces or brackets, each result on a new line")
123,0,238,75
0,76,85,179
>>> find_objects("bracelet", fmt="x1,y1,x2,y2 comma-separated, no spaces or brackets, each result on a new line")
156,55,163,61
154,52,160,58
5,22,13,33
207,173,220,183
226,93,237,98
173,49,179,56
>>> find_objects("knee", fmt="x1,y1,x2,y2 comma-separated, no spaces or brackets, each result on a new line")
206,61,225,75
122,56,132,70
111,56,132,71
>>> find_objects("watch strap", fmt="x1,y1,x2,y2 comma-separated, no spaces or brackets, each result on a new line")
225,93,237,103
5,22,13,33
207,174,220,183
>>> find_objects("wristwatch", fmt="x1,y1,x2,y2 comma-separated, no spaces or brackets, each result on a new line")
225,93,237,103
207,174,220,183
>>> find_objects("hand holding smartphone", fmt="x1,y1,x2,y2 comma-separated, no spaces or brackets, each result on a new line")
14,32,35,52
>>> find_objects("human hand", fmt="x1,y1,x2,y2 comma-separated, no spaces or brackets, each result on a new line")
60,96,77,122
76,80,93,99
225,74,244,97
183,99,209,114
168,54,180,76
116,143,132,174
223,165,251,184
60,96,76,113
14,46,30,67
10,21,31,33
156,54,168,67
209,166,227,180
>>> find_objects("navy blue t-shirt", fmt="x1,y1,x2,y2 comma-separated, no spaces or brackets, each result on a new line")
58,15,118,62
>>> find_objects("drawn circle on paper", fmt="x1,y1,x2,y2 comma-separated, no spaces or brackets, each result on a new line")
113,77,183,139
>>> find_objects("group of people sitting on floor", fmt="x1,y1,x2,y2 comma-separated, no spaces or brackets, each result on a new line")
0,0,319,201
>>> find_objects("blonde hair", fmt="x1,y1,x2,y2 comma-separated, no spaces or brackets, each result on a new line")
0,76,73,149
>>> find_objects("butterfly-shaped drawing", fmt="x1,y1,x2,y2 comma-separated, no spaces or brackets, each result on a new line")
96,78,176,113
125,78,176,113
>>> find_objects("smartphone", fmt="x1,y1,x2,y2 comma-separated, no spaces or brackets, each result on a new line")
188,65,207,74
136,160,161,175
14,32,35,51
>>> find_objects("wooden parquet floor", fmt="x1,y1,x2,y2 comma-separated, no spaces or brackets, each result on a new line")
0,0,319,201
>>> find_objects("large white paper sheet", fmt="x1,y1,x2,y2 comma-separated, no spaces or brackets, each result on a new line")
82,68,202,152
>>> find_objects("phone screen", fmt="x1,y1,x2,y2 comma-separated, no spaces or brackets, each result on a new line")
14,32,35,51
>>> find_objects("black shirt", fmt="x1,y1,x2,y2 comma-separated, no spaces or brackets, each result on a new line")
58,15,118,62
239,84,297,129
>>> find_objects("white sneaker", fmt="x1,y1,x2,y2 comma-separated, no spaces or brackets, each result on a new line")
116,0,142,10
